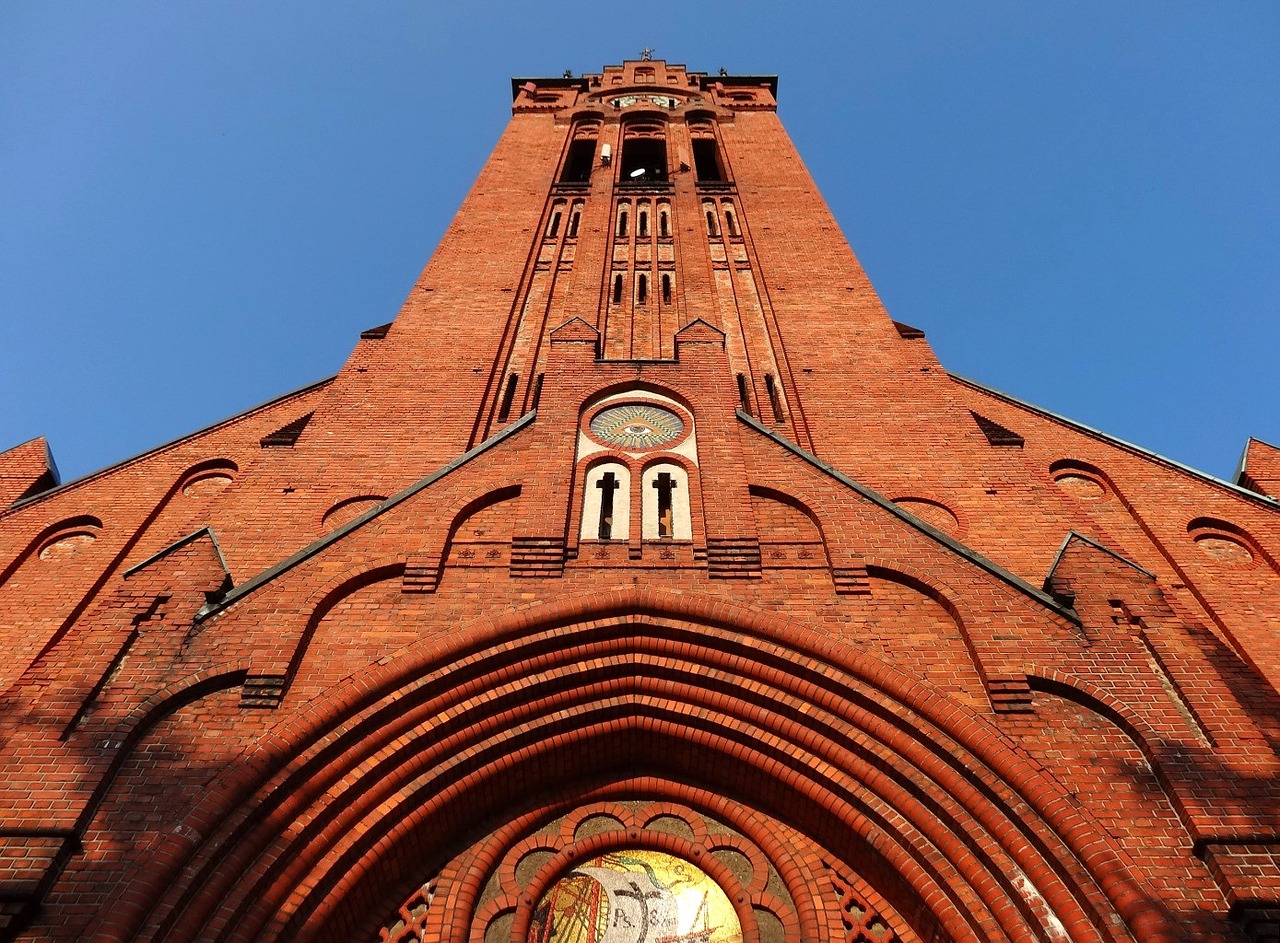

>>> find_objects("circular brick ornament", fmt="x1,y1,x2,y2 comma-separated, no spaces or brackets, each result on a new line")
36,516,102,561
38,531,97,560
182,472,233,497
1053,473,1105,500
1193,533,1253,565
892,498,961,536
321,495,386,531
1188,517,1257,566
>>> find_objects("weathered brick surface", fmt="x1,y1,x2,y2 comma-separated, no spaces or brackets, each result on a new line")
0,60,1275,943
0,438,57,507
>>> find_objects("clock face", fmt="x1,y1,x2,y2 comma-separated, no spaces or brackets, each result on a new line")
609,94,681,110
589,404,684,450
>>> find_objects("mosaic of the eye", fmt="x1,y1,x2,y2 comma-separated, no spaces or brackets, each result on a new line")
590,404,684,449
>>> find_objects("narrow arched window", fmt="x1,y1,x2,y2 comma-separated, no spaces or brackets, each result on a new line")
642,463,691,540
705,210,718,236
567,207,581,238
620,127,667,181
617,209,629,238
547,212,561,237
655,473,675,537
661,273,672,304
560,135,597,183
612,274,624,304
765,374,785,423
498,373,519,422
581,463,631,541
597,471,618,538
659,207,670,238
692,137,724,182
724,207,739,237
638,209,649,238
637,274,648,305
736,374,752,415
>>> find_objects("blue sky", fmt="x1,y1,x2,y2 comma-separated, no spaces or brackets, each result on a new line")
2,3,1277,483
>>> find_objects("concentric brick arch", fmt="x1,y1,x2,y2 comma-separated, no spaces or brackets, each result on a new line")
93,590,1173,943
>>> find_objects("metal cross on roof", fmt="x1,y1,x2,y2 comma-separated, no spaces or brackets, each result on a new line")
640,48,654,61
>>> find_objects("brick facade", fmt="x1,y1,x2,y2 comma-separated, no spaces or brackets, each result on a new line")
0,60,1276,943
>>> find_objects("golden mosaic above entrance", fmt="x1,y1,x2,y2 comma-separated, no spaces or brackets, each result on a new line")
531,850,742,943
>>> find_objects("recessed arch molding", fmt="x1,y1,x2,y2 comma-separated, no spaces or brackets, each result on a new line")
89,590,1173,943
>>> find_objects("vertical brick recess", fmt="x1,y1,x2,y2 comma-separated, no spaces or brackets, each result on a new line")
0,60,1276,943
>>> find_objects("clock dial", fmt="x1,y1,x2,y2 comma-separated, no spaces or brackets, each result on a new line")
609,94,682,109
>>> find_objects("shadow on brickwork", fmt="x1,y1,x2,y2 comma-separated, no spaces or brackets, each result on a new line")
1027,642,1280,943
0,674,275,942
9,609,1276,943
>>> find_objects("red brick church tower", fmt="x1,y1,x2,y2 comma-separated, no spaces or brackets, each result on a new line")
0,60,1277,943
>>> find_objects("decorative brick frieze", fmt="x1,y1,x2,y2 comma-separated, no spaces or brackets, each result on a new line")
987,675,1034,714
240,673,287,709
509,536,567,578
831,561,871,595
705,536,762,579
401,554,440,594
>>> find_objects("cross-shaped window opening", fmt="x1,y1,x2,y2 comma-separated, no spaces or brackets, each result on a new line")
596,472,619,539
653,472,677,538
